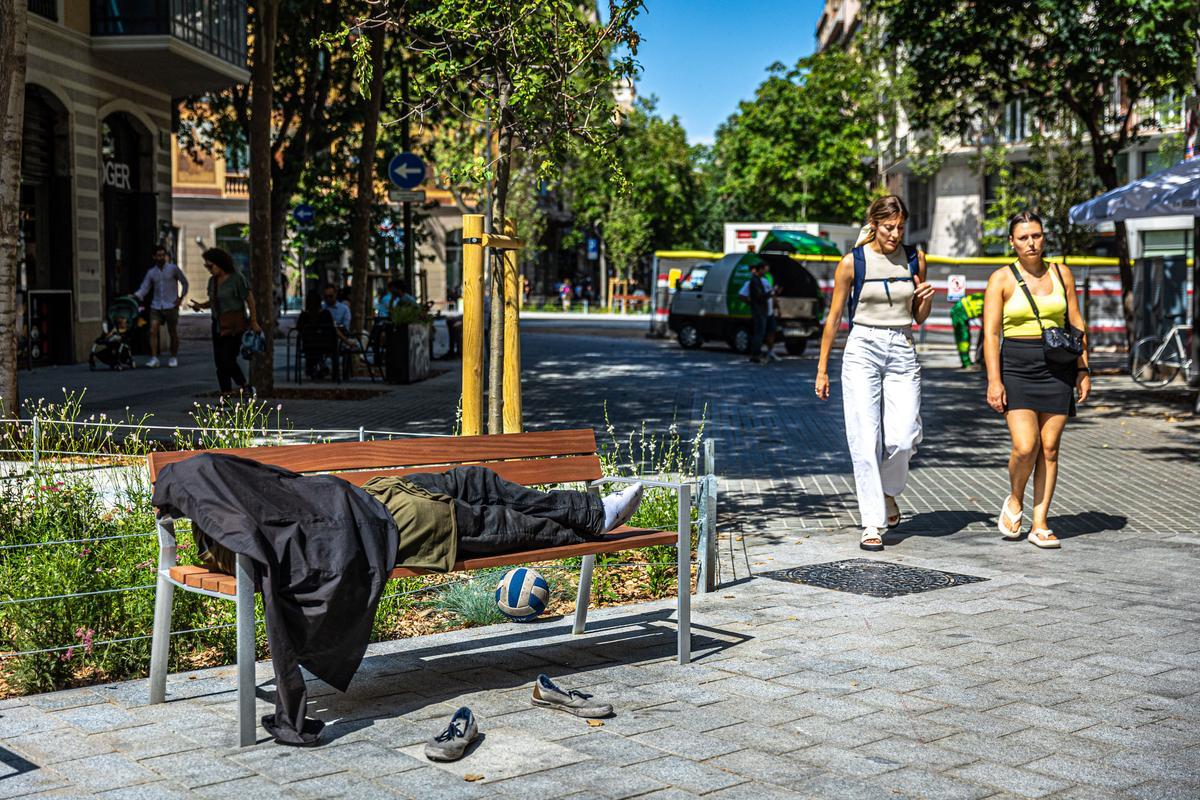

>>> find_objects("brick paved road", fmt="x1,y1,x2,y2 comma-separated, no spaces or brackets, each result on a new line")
5,325,1200,798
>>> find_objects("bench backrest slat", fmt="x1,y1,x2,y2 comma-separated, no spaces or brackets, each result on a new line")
147,429,599,484
334,455,603,487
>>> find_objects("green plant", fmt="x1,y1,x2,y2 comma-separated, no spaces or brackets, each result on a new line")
430,570,508,627
388,302,434,326
177,398,290,450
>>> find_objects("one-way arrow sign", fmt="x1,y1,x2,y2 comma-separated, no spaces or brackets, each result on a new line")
387,153,426,189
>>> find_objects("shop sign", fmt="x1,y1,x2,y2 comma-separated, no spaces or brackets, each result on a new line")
103,160,132,191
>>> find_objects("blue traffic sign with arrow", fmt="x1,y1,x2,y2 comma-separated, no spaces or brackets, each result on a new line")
293,203,315,225
388,153,426,189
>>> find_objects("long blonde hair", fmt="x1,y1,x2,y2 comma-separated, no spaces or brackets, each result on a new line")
853,194,910,248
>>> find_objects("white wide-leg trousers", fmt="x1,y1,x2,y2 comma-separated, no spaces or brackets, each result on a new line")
840,325,923,529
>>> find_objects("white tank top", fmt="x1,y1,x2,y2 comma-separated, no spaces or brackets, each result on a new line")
854,246,915,328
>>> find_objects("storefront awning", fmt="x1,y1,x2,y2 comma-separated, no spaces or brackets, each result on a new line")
1069,158,1200,224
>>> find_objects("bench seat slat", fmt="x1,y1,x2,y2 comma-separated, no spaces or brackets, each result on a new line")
166,527,676,597
148,429,599,483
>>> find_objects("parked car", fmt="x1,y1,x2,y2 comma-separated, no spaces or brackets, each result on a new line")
667,230,834,356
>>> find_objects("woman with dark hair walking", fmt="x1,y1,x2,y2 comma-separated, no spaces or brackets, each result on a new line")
189,247,261,397
983,211,1091,549
815,195,936,551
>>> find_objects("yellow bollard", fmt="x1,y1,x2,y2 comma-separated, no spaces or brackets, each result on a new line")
502,219,523,433
461,214,485,436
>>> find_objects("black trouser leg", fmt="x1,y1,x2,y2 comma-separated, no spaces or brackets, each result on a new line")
404,466,605,543
213,334,246,391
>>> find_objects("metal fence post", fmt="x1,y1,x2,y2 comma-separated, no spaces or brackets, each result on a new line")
31,416,39,471
696,438,717,593
358,426,365,442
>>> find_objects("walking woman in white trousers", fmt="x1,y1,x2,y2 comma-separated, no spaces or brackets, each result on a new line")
815,195,936,551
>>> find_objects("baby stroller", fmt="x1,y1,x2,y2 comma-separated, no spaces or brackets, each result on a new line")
89,295,141,370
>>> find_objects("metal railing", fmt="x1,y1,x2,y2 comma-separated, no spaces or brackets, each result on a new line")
91,0,247,67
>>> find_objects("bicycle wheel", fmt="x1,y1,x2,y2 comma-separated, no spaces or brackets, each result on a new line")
1130,336,1179,387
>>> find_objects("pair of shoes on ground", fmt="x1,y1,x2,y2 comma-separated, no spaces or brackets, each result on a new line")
860,495,903,552
424,675,613,762
144,357,178,368
998,495,1061,549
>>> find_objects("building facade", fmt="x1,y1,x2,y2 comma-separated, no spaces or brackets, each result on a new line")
814,1,1195,263
20,0,247,364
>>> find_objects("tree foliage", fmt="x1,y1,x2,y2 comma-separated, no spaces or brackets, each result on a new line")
711,49,879,224
563,97,716,279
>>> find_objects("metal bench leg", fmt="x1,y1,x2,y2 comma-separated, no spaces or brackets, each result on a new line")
677,484,692,665
573,555,595,635
148,518,177,704
235,553,256,747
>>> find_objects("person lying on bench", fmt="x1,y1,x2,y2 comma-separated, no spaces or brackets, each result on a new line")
187,462,645,578
152,454,645,747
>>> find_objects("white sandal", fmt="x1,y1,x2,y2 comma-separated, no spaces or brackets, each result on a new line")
860,527,884,552
998,495,1024,540
885,495,902,529
1028,528,1061,549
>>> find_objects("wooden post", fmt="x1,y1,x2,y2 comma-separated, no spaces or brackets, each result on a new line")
461,214,485,436
502,218,523,433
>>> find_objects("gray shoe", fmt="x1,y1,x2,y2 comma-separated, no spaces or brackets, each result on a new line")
531,674,613,718
424,707,478,761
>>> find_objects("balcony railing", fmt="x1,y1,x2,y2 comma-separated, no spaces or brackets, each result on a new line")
92,0,247,67
28,0,57,21
224,173,248,197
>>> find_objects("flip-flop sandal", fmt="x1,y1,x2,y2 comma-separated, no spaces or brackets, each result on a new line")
885,496,902,529
1028,528,1061,549
998,495,1024,540
859,528,884,552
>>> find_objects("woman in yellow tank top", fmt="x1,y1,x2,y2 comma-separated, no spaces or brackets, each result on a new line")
982,211,1091,550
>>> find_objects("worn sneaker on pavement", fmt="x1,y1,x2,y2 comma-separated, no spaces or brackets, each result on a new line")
424,706,478,761
767,350,782,362
531,674,613,718
167,357,178,368
145,357,160,368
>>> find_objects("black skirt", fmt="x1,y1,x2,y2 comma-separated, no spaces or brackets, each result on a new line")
1001,338,1077,416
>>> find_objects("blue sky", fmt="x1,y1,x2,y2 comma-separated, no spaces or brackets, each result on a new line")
633,0,824,145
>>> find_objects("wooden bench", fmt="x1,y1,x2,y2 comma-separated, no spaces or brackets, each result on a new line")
146,429,695,746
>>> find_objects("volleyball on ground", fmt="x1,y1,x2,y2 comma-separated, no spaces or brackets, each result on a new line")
495,567,550,621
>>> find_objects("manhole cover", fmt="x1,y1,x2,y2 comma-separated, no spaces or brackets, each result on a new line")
759,559,987,598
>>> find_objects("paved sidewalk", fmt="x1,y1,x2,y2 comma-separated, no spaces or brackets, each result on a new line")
4,328,1199,799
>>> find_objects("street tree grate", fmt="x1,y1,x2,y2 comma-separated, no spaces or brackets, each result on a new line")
759,559,987,598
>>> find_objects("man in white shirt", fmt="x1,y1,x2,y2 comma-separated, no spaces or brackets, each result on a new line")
322,284,352,329
134,246,189,368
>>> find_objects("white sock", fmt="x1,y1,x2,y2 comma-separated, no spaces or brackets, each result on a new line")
602,483,644,532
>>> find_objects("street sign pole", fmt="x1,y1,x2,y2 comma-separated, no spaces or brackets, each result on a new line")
401,58,414,294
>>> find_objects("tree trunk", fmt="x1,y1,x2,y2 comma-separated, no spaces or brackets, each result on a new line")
487,102,514,435
249,0,279,392
0,4,28,415
349,27,386,334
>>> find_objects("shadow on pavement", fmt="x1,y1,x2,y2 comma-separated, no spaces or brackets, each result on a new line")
886,510,994,544
1051,511,1128,539
260,609,751,744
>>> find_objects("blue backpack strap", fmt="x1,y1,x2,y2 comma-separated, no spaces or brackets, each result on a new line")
848,246,866,328
904,245,920,281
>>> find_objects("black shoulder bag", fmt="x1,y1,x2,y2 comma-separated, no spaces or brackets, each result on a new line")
1009,263,1084,365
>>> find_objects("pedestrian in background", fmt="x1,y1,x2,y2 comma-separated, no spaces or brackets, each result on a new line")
815,195,935,551
951,292,985,369
189,247,259,398
560,278,573,311
134,245,188,368
746,261,770,364
983,211,1091,549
